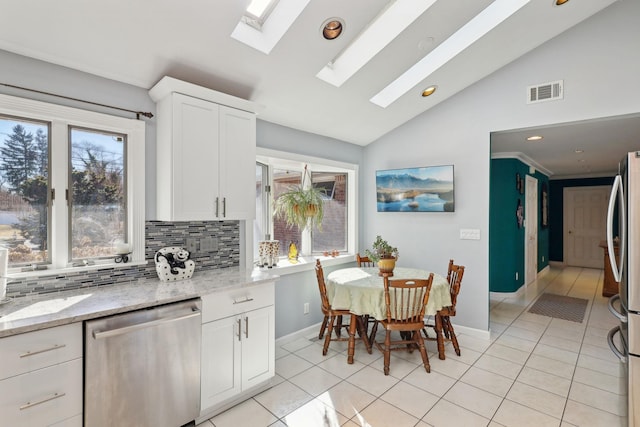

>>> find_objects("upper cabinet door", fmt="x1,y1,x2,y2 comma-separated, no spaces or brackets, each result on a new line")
219,105,256,221
169,93,220,221
154,90,256,221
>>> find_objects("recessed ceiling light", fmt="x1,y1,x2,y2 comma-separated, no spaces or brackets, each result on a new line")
370,0,530,108
526,135,544,141
574,149,584,153
322,18,344,40
555,0,570,6
421,86,437,97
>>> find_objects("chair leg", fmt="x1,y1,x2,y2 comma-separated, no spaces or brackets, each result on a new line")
356,315,372,354
369,320,379,345
413,330,431,373
334,315,344,337
443,316,461,356
434,314,446,360
318,315,329,340
323,315,337,356
383,329,391,375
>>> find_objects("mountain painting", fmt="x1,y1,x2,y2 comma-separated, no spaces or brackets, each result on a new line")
376,165,454,212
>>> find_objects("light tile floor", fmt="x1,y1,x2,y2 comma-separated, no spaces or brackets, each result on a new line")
197,266,626,427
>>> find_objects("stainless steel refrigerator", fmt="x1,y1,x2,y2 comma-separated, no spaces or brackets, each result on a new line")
607,151,640,426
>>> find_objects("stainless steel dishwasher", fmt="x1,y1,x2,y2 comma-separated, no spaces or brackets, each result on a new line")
84,299,201,427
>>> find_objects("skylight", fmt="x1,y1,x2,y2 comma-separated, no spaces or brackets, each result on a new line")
316,0,438,88
370,0,531,108
232,0,310,54
244,0,279,29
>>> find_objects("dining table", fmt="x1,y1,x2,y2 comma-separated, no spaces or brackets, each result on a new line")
326,266,452,363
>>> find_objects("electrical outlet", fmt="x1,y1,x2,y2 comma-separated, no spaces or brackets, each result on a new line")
304,302,310,315
185,238,198,253
200,237,219,252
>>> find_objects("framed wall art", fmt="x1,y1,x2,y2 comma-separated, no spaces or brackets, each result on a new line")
376,165,454,212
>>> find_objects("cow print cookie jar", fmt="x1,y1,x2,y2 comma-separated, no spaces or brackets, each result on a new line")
155,246,196,281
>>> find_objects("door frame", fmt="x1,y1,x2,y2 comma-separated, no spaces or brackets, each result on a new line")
525,175,538,285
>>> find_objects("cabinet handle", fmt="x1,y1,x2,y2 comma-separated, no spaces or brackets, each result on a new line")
215,197,219,217
233,297,254,305
223,197,226,217
237,318,242,341
20,344,66,358
20,392,66,410
245,316,249,338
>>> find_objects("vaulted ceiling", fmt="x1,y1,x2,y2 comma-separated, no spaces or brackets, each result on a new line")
0,0,620,149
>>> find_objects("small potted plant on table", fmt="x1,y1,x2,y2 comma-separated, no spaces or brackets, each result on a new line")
365,235,399,276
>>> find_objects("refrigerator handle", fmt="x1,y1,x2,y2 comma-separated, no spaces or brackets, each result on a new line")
607,294,627,323
606,175,625,283
607,326,627,364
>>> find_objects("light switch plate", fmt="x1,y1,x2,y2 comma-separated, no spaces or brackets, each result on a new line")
185,238,198,253
460,229,481,240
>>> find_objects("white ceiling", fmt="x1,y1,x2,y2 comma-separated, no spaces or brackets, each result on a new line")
492,113,640,179
0,0,620,147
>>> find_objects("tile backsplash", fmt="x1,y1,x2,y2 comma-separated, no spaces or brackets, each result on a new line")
6,220,240,298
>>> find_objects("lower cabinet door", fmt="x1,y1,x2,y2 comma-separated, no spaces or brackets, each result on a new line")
201,315,241,410
0,358,83,427
241,305,275,390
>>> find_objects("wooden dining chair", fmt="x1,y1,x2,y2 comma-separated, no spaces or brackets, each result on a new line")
370,273,434,375
315,259,371,357
356,253,375,267
423,259,465,359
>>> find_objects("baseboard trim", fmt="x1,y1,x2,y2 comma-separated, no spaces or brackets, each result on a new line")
276,322,321,346
450,323,490,341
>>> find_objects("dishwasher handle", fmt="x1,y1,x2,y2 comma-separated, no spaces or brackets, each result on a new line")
92,310,200,340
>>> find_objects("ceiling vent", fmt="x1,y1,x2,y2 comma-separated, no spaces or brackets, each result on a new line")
527,80,563,104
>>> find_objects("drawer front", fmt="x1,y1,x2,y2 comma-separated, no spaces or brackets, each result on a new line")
0,323,82,380
0,358,83,427
202,282,274,323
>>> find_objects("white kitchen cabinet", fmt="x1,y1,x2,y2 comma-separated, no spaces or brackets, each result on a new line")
0,323,83,427
150,77,256,221
200,282,275,415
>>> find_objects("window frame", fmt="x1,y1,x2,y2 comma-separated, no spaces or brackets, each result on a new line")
256,147,357,271
0,93,145,275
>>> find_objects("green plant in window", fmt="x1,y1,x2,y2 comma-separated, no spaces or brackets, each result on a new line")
274,165,325,231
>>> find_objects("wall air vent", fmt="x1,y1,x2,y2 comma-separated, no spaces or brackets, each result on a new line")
527,80,563,104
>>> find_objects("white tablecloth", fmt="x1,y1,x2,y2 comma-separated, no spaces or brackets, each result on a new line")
326,267,451,320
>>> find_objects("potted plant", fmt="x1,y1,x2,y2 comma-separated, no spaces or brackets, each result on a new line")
365,235,399,276
274,165,325,231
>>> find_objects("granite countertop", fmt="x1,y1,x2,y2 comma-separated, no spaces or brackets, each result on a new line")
0,268,278,338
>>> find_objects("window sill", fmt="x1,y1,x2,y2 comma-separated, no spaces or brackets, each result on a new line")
253,254,354,276
6,260,148,280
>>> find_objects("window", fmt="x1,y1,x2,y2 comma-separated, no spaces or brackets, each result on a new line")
0,94,145,272
255,148,357,264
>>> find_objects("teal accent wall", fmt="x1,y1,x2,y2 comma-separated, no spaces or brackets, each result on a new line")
548,176,615,262
490,158,549,293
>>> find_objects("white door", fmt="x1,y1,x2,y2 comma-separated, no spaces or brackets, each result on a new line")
201,316,241,411
564,186,610,268
172,93,220,220
525,175,538,285
219,105,256,220
241,305,275,390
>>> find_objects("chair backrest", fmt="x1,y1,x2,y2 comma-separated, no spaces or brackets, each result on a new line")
315,259,331,313
446,259,465,308
382,274,433,323
356,253,375,267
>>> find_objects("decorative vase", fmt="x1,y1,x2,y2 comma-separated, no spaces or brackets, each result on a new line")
377,257,396,276
155,246,195,281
